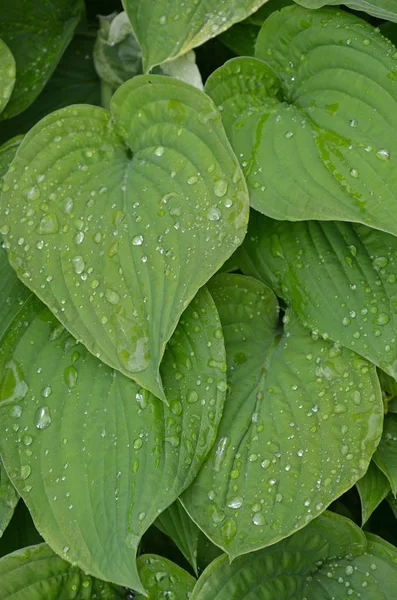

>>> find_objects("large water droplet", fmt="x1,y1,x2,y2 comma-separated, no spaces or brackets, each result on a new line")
35,406,52,429
38,214,59,234
213,179,228,197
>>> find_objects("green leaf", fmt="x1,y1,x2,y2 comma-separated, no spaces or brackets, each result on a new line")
0,286,226,592
0,459,18,539
246,0,293,24
294,0,397,23
0,0,84,120
135,554,196,599
237,210,397,378
0,245,31,343
0,75,248,400
0,543,124,599
374,414,397,496
219,24,260,57
0,501,43,559
182,274,382,558
0,33,101,144
0,39,15,115
155,501,200,574
206,7,397,237
357,461,390,525
0,136,23,182
190,512,397,599
123,0,271,72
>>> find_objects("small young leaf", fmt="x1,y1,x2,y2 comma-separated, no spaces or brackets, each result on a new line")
1,75,248,400
374,414,397,496
0,460,18,539
0,0,84,120
0,287,226,592
0,39,15,115
135,554,195,599
182,274,383,559
357,462,390,525
123,0,271,72
294,0,397,23
0,544,124,599
155,501,200,574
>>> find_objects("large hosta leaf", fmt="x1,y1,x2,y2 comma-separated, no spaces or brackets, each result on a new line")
205,7,397,237
237,210,397,377
0,544,123,599
0,287,226,592
123,0,270,72
0,136,23,182
0,459,18,538
374,413,397,496
155,501,200,574
0,39,15,115
356,461,390,525
0,75,248,400
182,274,382,558
135,554,195,599
0,0,84,120
190,513,397,599
295,0,397,23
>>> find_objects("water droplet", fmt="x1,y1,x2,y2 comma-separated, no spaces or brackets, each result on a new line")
187,390,198,403
213,179,228,197
38,214,59,234
154,146,164,156
376,148,390,162
105,289,120,305
74,231,84,245
207,207,221,221
252,512,265,526
227,496,243,509
35,406,52,429
72,256,85,275
350,169,359,178
221,519,236,543
64,365,78,389
20,465,31,480
132,235,143,246
374,312,389,325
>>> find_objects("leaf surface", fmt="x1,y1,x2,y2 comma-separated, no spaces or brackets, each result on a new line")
0,287,226,591
374,414,397,495
0,39,15,115
0,75,248,399
182,274,382,558
356,461,390,525
206,7,397,237
155,501,200,574
295,0,397,23
135,554,195,599
0,543,123,599
0,0,84,119
123,0,270,72
237,210,397,377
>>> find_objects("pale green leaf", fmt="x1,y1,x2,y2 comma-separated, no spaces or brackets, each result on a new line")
0,286,226,592
0,0,84,120
159,52,203,91
155,501,200,574
0,544,124,599
135,554,195,599
0,75,248,400
237,210,397,378
190,513,397,600
294,0,397,23
206,7,397,237
356,461,390,525
374,414,397,496
0,33,101,144
0,459,18,539
123,0,271,72
0,39,15,115
182,274,382,558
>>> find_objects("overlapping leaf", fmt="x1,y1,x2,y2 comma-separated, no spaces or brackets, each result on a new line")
190,513,397,599
135,554,195,599
237,210,397,377
374,414,397,495
0,40,15,115
155,501,200,573
182,274,383,558
206,6,397,237
0,75,248,400
0,544,124,599
0,0,84,120
123,0,270,72
0,287,226,592
357,461,390,525
295,0,397,23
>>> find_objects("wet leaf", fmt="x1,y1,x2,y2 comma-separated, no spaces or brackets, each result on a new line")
135,554,195,599
0,75,248,400
0,543,124,599
182,274,382,558
0,39,15,115
357,461,390,525
0,287,226,592
374,413,397,495
123,0,271,72
0,459,18,539
295,0,397,23
0,136,23,182
206,7,397,237
155,501,200,574
0,0,84,120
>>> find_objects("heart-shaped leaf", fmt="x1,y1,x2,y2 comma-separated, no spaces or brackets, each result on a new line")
0,543,124,599
356,462,390,526
122,0,271,73
374,414,397,495
0,75,248,400
295,0,397,22
135,554,195,599
182,274,383,558
0,39,15,115
0,0,84,120
0,286,226,592
205,7,397,237
190,512,397,599
237,210,397,378
155,501,200,574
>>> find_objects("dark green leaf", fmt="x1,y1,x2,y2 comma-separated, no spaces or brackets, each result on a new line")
357,462,390,525
374,414,397,495
155,502,200,574
0,39,15,115
135,554,195,599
